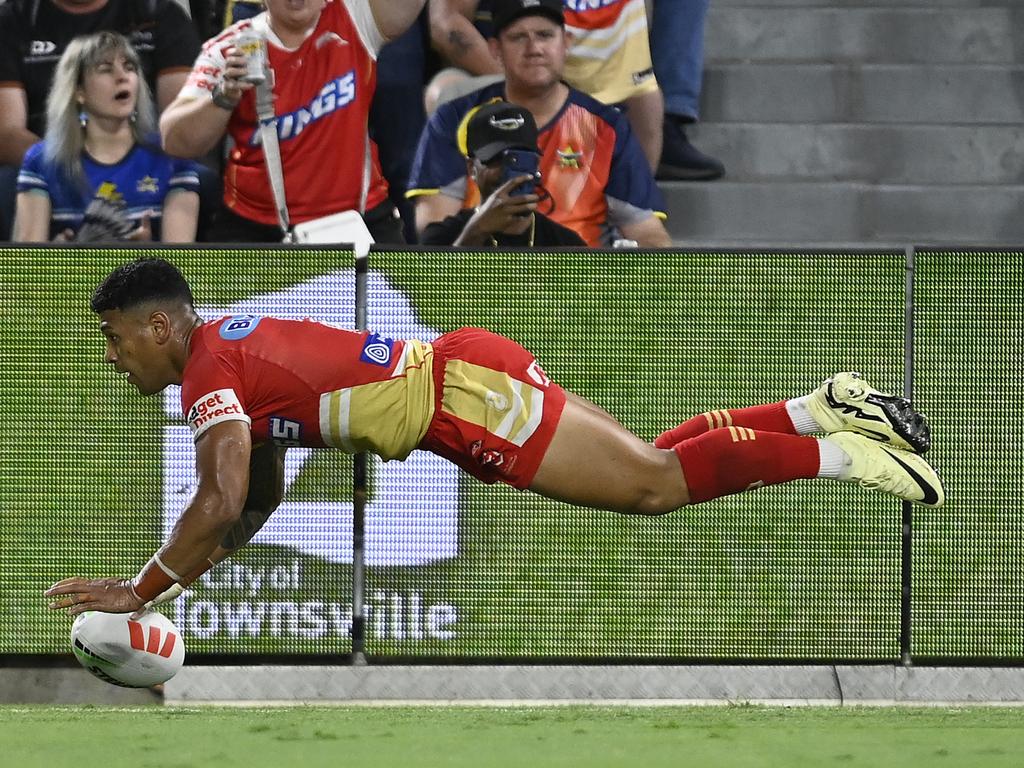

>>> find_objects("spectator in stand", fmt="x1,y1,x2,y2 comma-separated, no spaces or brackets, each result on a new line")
421,101,585,247
559,0,663,173
649,0,724,181
426,0,669,176
408,0,671,248
14,32,200,242
0,0,201,240
160,0,426,244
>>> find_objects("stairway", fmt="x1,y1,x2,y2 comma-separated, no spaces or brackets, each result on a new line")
664,0,1024,247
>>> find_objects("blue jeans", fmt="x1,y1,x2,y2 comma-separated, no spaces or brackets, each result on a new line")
371,13,428,244
650,0,710,121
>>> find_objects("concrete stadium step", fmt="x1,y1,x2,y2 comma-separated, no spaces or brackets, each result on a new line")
660,182,1024,246
688,123,1024,185
700,64,1024,124
706,7,1017,65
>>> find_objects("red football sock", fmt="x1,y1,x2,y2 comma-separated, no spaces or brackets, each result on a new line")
654,401,797,448
672,427,820,504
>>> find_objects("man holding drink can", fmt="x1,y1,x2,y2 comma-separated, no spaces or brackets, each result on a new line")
160,0,426,244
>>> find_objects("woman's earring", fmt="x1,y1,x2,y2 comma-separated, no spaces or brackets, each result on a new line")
129,110,137,124
78,110,88,128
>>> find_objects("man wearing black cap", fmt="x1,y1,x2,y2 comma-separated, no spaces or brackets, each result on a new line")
408,0,672,248
421,101,586,247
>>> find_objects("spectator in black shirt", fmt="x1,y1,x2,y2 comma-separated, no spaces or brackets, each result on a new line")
421,101,586,248
0,0,201,239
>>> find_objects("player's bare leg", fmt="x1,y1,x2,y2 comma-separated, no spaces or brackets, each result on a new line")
529,396,690,515
530,389,945,512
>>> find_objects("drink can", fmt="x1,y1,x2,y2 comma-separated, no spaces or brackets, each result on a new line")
235,30,266,85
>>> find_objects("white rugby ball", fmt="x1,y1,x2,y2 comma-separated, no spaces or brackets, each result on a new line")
71,610,185,688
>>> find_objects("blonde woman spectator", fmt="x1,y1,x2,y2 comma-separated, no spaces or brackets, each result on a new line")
15,32,200,242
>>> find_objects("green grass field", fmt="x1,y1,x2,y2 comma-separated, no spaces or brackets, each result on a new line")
2,704,1023,767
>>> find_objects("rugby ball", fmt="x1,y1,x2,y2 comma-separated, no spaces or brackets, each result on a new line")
71,610,185,688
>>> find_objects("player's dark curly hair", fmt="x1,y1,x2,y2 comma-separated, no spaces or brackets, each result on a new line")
90,258,195,313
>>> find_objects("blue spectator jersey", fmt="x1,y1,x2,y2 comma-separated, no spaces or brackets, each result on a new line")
17,140,201,240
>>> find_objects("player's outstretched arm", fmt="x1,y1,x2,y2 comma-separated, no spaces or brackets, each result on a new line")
45,421,253,615
220,441,286,551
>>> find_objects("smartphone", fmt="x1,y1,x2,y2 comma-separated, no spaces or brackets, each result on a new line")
501,149,541,196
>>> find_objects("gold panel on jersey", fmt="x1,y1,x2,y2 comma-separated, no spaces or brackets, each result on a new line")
440,359,545,448
319,341,435,460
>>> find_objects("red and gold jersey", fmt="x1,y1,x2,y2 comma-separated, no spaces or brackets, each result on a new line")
562,0,658,105
179,320,566,489
179,0,389,225
180,317,434,461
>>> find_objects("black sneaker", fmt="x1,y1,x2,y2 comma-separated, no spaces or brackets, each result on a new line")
657,117,725,181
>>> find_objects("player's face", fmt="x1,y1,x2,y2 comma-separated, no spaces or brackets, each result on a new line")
98,309,169,396
78,51,139,122
494,17,567,92
265,0,326,33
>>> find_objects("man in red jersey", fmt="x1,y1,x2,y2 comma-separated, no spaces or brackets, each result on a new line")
47,258,943,614
159,0,425,243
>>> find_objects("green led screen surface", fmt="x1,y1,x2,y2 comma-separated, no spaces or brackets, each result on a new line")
912,250,1024,659
7,246,1016,661
365,248,906,659
1,246,357,654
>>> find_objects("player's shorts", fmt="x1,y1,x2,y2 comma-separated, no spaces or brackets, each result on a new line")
419,327,567,489
563,0,659,105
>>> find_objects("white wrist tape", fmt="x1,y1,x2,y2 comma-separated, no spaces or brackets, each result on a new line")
152,553,184,583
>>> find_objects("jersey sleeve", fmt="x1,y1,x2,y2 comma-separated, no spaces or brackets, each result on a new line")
153,1,202,76
179,25,237,100
603,109,667,227
180,352,252,442
406,102,471,201
343,0,387,59
168,155,202,194
0,5,24,88
16,142,50,197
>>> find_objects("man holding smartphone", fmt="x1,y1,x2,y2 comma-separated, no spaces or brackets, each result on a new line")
420,101,586,248
409,0,671,248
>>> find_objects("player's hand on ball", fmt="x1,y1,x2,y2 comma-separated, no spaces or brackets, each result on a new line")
130,582,185,620
45,577,145,616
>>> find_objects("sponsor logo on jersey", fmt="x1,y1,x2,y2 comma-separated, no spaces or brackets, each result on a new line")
526,359,551,388
95,181,123,204
187,388,246,434
126,29,155,54
557,145,583,169
631,66,655,85
564,0,623,10
137,175,159,193
219,315,262,340
29,40,57,56
248,71,357,146
359,333,394,366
